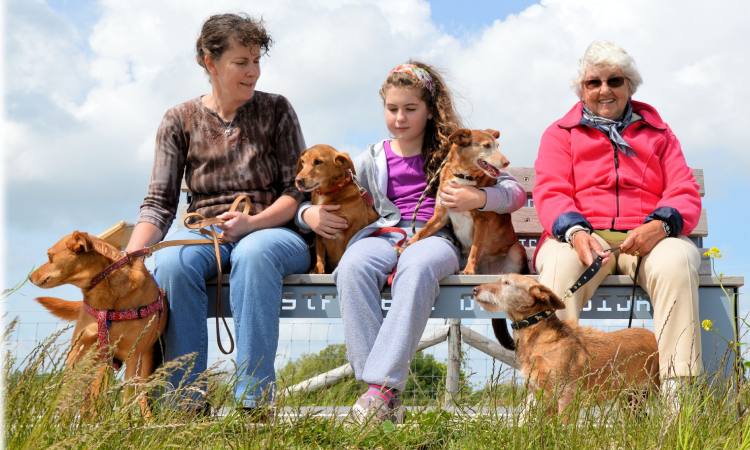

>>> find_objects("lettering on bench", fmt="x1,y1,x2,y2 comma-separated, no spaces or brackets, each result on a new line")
460,294,475,311
580,293,652,319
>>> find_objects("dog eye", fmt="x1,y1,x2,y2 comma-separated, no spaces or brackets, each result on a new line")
483,143,491,148
313,159,323,165
502,279,510,285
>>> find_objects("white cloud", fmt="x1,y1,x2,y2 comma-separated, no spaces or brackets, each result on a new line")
4,0,749,330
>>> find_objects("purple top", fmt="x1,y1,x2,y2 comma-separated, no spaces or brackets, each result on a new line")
384,140,435,222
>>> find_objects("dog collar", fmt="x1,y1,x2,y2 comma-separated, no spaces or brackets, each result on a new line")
511,309,556,330
453,172,475,182
90,248,152,290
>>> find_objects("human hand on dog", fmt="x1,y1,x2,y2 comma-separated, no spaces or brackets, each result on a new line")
571,231,610,266
439,181,487,211
620,221,666,257
215,211,256,242
303,205,348,239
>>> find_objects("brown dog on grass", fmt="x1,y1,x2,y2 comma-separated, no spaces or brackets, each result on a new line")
29,231,167,418
473,274,659,416
295,144,379,273
406,129,526,275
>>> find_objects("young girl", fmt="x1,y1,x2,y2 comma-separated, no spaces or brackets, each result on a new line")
299,61,526,424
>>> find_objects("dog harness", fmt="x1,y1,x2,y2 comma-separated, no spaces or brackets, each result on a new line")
84,290,165,370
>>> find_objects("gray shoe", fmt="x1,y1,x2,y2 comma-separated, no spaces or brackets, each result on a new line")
348,391,404,425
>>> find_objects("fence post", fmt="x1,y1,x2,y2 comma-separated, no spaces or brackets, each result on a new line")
444,318,462,410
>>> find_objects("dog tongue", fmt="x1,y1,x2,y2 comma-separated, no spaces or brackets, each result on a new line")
479,160,500,178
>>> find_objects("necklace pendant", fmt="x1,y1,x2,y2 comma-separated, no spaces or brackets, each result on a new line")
224,126,233,136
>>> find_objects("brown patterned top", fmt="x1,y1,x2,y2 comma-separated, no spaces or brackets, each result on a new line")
137,91,306,234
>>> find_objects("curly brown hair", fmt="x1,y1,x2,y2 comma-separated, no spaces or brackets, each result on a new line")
195,13,272,72
379,60,462,194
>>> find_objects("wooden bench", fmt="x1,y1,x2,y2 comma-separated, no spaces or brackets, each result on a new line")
105,167,743,401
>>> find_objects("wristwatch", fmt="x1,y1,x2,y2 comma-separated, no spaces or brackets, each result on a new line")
660,220,671,237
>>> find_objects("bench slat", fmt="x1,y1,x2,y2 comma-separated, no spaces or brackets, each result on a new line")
507,167,705,196
276,273,743,288
511,207,708,237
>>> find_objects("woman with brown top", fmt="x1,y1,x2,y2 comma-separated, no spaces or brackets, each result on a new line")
126,13,309,413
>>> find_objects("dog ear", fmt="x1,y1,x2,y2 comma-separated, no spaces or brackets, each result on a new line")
66,231,91,254
448,129,472,147
296,151,307,175
90,237,122,261
484,129,501,139
529,284,566,310
334,152,354,172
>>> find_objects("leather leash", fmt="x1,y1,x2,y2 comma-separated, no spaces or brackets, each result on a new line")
564,245,642,329
92,194,253,355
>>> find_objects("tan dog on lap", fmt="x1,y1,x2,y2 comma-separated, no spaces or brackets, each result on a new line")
473,274,659,416
296,144,379,273
406,128,526,275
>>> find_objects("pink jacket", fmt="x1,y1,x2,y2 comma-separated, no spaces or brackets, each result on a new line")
533,100,701,241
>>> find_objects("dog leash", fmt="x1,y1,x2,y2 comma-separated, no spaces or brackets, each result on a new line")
369,227,409,286
411,157,450,233
565,245,642,329
92,195,253,355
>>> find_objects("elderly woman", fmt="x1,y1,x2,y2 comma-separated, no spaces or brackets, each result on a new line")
533,41,703,405
126,14,309,414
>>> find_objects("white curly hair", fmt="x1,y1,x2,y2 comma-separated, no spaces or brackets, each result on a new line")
572,41,643,98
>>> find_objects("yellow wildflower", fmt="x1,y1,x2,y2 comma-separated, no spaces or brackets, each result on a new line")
702,319,713,331
703,247,722,258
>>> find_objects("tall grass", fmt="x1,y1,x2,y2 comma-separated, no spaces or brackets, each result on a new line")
5,321,750,449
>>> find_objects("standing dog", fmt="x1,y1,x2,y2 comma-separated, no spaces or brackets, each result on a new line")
296,144,379,273
406,129,526,275
473,274,659,416
29,231,167,418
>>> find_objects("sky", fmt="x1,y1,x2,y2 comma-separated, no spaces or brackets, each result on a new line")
3,0,749,379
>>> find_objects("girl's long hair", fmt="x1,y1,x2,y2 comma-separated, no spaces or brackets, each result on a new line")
379,60,462,195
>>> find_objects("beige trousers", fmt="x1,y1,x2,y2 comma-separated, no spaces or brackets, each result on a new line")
536,233,703,378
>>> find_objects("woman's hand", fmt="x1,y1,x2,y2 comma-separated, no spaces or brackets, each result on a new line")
302,205,349,239
620,221,667,257
571,231,611,266
216,211,256,242
439,181,487,212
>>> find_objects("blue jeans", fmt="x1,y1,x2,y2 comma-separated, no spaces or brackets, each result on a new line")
154,226,310,407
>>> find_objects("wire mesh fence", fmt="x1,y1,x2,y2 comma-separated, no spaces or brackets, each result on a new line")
3,316,655,405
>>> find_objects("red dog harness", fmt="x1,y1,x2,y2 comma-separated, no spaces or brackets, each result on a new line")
83,290,165,370
87,248,166,370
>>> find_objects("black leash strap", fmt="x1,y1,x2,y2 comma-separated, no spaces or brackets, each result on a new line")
627,256,644,329
564,253,606,298
564,245,643,329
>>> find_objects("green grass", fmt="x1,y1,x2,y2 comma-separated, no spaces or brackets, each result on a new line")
5,321,750,449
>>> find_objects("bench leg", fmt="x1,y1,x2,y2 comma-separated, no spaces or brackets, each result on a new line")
444,319,462,410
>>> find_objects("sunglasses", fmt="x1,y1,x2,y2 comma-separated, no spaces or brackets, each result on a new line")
583,76,627,90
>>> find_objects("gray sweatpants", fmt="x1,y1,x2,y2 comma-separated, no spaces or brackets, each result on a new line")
333,231,459,391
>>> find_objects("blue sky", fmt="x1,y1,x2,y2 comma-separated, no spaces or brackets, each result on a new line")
3,0,748,374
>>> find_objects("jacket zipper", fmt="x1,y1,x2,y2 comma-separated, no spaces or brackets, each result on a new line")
612,144,620,229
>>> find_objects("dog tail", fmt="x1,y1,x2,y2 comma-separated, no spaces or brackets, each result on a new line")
491,318,516,351
35,297,83,321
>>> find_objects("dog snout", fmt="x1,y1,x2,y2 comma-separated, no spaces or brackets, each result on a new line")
294,177,305,190
501,157,510,168
473,286,481,297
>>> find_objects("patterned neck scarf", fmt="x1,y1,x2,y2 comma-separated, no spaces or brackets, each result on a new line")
581,102,635,156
